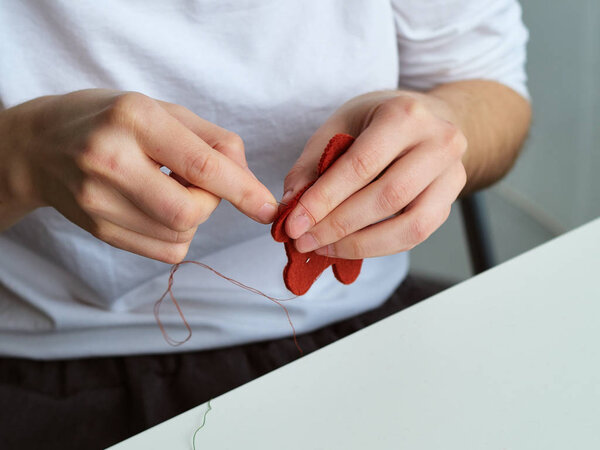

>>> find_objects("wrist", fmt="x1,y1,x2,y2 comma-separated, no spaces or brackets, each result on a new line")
0,101,47,226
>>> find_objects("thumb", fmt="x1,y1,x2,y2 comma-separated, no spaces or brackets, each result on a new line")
282,118,352,205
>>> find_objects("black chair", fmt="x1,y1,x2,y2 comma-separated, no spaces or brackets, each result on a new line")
460,192,495,274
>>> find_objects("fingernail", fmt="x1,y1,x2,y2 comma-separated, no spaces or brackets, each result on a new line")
315,245,334,257
295,233,319,253
281,190,294,205
288,212,312,238
258,202,278,223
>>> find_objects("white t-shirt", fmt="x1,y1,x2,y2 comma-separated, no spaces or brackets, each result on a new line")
0,0,528,359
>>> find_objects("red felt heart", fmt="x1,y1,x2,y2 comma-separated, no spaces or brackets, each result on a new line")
271,134,363,295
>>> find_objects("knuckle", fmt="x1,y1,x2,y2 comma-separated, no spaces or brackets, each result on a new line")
328,214,353,241
186,153,222,183
107,92,156,128
310,185,336,216
104,151,127,176
378,97,427,122
405,99,430,123
78,138,128,178
105,150,127,175
90,221,114,243
219,131,245,155
172,228,196,244
348,238,367,259
378,180,410,214
441,124,467,158
235,186,259,213
407,216,433,246
114,92,152,112
77,130,107,169
169,199,199,231
402,97,426,120
349,151,378,183
75,180,100,212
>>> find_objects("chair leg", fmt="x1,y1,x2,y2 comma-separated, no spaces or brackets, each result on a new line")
460,193,495,274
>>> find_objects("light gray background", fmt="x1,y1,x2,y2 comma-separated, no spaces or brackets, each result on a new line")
410,0,600,281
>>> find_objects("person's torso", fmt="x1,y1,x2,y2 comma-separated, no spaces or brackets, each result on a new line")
0,0,408,358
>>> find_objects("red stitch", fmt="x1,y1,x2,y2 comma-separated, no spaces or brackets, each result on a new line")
272,134,363,295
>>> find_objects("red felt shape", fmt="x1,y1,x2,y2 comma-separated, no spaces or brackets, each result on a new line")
272,133,363,295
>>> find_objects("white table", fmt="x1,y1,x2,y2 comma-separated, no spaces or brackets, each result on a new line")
110,218,600,450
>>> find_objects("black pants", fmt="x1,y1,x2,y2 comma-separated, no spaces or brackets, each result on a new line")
0,276,449,450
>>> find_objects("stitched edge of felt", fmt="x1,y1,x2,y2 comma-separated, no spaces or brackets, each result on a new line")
271,133,361,295
317,133,355,175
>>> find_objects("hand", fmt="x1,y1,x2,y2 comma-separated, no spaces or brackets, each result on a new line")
0,89,278,263
282,91,467,259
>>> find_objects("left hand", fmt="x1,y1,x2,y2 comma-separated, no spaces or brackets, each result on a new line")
282,90,467,259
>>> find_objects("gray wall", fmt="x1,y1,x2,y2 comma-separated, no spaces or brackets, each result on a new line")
410,0,600,281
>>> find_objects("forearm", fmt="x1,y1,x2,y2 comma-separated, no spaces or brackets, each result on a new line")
425,79,532,194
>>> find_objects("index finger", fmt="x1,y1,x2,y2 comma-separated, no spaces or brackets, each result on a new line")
138,103,278,224
286,119,417,239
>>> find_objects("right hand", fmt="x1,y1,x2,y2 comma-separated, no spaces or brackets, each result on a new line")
0,89,278,263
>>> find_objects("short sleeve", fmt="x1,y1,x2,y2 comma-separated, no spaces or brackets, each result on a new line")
392,0,530,99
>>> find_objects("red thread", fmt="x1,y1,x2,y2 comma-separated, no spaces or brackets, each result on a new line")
154,260,303,355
